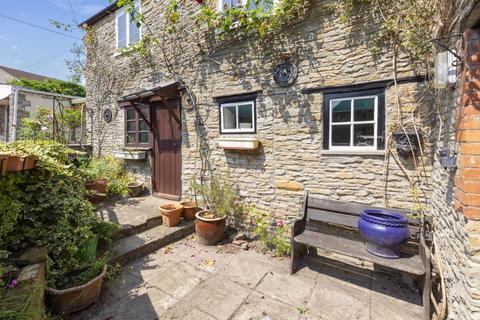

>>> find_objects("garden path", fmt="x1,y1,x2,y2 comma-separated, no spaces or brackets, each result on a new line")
72,236,423,320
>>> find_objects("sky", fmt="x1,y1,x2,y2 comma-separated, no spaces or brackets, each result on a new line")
0,0,109,81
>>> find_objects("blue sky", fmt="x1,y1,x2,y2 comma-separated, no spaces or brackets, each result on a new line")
0,0,109,81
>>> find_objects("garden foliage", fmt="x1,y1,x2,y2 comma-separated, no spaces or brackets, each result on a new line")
9,78,85,97
0,141,116,288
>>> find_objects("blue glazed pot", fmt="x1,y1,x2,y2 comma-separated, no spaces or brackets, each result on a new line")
358,209,410,259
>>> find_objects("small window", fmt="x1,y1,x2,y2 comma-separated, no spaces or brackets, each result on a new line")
116,1,141,49
323,90,385,151
218,0,273,11
220,101,256,133
125,106,151,147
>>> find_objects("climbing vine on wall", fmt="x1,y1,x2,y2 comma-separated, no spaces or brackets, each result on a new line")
110,0,458,217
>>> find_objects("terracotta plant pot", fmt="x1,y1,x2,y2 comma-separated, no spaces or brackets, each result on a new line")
23,156,37,170
195,209,226,245
159,203,183,227
0,155,9,175
180,201,198,221
85,180,108,194
46,265,107,315
87,192,107,204
5,155,25,172
127,181,144,197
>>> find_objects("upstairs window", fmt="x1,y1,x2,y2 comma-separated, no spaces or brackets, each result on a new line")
218,0,273,11
323,89,385,151
220,101,256,134
125,106,151,147
116,1,141,49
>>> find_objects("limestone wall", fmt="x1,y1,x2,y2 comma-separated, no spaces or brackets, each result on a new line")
85,0,433,220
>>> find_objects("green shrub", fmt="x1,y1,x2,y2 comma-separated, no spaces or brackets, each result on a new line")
248,207,291,256
80,156,133,196
190,174,239,218
0,141,116,287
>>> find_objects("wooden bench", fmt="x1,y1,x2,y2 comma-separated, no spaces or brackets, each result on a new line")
290,193,432,320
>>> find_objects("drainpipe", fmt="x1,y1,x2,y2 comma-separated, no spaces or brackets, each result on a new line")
11,86,19,142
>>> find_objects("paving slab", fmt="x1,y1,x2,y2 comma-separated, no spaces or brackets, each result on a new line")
255,270,315,307
231,291,301,320
97,195,171,233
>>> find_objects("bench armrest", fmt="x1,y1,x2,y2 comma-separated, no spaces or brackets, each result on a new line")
291,192,308,238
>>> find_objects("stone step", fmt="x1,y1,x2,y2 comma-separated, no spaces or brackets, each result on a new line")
110,220,195,265
114,213,164,239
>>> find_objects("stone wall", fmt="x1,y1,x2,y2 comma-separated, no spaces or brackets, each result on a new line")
429,1,480,319
85,1,433,221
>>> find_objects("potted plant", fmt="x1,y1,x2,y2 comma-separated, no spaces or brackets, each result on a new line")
159,203,184,227
190,175,238,245
180,200,199,221
127,180,144,197
46,259,107,315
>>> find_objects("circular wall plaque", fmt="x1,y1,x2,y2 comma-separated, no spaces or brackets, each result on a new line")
273,61,298,87
103,108,112,123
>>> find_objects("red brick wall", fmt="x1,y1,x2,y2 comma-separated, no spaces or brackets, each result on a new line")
455,28,480,220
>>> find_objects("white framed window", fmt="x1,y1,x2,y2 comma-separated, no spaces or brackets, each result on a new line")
217,0,274,11
116,0,141,49
328,95,378,151
220,101,256,134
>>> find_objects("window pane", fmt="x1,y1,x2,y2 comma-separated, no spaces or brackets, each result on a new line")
139,107,149,119
223,106,237,130
129,11,140,44
331,100,351,123
139,120,148,131
139,132,149,144
354,98,375,121
238,104,253,129
331,125,351,146
127,120,136,132
126,109,136,120
222,0,240,9
248,0,272,11
126,133,136,144
117,14,127,48
354,124,375,146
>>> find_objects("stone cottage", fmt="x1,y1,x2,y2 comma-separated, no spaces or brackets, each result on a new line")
82,0,479,318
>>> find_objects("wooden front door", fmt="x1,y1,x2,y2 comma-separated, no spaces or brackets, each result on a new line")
153,99,182,199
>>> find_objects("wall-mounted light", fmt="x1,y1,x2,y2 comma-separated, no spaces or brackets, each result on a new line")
434,51,458,89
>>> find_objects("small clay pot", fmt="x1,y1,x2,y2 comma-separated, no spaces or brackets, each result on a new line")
85,180,108,194
127,181,144,197
180,201,198,221
195,210,226,245
159,203,183,227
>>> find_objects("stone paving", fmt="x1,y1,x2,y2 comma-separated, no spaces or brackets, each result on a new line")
72,236,423,320
96,195,170,227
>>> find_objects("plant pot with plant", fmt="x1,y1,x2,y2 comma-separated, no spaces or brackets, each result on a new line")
191,175,238,246
46,259,107,315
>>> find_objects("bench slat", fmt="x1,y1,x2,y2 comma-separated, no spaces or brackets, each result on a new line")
307,197,421,226
306,208,421,236
294,230,425,276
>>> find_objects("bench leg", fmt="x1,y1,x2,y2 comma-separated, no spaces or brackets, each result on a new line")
290,242,307,275
420,273,431,320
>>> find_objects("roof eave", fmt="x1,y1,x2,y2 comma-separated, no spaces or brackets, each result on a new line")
79,2,118,27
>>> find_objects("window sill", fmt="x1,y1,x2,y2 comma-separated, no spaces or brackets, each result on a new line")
113,150,148,160
320,150,385,156
218,137,259,150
